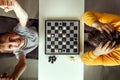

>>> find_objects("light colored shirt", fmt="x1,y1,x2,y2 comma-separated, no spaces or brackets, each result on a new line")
13,24,39,59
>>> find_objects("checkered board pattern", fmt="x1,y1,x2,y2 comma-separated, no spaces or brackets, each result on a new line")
45,20,80,55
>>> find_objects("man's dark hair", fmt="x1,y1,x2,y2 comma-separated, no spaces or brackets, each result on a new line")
88,29,120,48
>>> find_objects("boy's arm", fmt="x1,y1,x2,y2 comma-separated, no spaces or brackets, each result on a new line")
0,0,28,27
13,1,28,27
10,53,27,79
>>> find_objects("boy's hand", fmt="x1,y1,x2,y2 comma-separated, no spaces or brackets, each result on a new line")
0,0,15,12
0,73,18,80
93,41,116,57
92,21,114,34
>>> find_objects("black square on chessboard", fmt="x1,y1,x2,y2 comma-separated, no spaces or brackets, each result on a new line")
51,26,55,30
55,30,58,33
47,30,51,34
59,26,62,30
66,49,70,52
62,22,66,26
55,22,58,26
66,34,70,37
55,38,58,41
59,34,62,37
70,22,74,26
47,45,51,48
70,30,74,33
47,22,51,26
47,38,51,41
55,45,58,48
62,45,66,48
58,41,62,45
66,26,70,30
51,49,54,52
70,45,73,48
66,41,70,45
74,49,77,52
74,41,77,45
74,34,77,37
74,26,77,30
70,38,73,41
51,41,55,45
63,30,66,33
62,38,66,41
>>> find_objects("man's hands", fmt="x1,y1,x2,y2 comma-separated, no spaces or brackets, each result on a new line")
93,41,116,57
0,0,15,12
92,21,114,34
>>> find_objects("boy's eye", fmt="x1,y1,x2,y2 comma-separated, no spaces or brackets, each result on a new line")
9,45,12,49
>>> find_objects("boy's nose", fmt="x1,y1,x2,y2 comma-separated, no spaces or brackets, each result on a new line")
9,40,19,46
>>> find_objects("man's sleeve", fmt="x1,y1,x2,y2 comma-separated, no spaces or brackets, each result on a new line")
81,49,120,66
81,11,120,26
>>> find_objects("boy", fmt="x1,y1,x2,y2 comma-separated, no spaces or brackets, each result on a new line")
0,0,38,79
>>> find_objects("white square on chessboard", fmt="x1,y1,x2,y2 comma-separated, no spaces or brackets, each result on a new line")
63,34,66,37
51,22,55,26
70,49,74,53
69,41,74,44
74,45,77,48
55,49,58,53
66,30,70,33
51,38,55,41
59,45,62,48
46,49,51,53
55,41,58,45
55,27,58,30
63,27,66,30
51,45,55,48
47,34,51,37
58,38,62,41
66,38,70,41
55,34,58,37
70,27,74,30
59,30,62,33
51,30,55,34
66,22,70,26
66,45,70,48
74,30,78,34
62,41,66,45
70,34,74,37
46,42,51,45
74,22,79,26
47,26,51,30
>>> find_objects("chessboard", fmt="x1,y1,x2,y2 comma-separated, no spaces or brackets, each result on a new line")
45,20,80,55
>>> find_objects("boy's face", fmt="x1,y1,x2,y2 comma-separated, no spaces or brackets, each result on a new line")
0,32,25,53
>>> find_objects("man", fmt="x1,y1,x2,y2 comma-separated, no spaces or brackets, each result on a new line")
81,11,120,66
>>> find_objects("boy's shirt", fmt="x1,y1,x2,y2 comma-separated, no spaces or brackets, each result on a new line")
13,24,39,59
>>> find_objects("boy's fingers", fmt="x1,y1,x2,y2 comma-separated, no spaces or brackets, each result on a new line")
8,0,12,6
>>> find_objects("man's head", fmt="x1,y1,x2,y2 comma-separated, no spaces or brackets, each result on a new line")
88,29,120,48
0,32,25,53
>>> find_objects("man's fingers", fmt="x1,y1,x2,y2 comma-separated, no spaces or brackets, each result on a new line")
103,41,111,49
105,24,113,32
